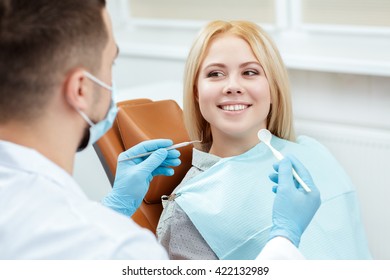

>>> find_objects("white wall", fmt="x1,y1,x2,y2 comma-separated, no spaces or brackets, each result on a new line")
73,2,390,259
291,71,390,260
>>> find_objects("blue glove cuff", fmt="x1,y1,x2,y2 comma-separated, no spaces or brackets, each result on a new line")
268,225,302,248
101,195,137,218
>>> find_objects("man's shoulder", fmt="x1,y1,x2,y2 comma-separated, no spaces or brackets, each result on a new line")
0,180,167,259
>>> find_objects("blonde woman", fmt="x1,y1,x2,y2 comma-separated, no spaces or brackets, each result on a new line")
157,20,371,260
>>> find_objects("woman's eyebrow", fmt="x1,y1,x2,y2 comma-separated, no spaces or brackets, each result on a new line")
203,63,226,69
240,61,262,68
202,61,262,70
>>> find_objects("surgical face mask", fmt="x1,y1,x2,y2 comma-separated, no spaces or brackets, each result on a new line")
76,71,118,152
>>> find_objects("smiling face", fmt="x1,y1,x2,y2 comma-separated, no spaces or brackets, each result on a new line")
196,34,271,155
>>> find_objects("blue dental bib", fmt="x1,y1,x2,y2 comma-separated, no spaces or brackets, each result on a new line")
175,136,372,259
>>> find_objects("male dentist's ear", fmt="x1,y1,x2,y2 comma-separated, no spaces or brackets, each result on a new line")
63,68,89,111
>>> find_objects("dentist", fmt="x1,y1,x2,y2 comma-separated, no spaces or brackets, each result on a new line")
0,0,320,259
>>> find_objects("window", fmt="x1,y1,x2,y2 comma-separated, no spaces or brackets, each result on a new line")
128,0,277,25
300,0,390,28
110,0,390,76
124,0,390,33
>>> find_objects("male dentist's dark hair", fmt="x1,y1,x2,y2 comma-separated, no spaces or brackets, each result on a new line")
0,0,108,123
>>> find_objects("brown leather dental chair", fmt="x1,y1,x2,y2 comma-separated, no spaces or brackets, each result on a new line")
94,99,193,233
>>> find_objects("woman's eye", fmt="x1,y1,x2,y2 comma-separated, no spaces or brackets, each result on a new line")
244,70,259,76
207,71,224,77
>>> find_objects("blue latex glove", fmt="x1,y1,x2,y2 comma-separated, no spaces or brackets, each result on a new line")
102,139,181,217
268,155,321,247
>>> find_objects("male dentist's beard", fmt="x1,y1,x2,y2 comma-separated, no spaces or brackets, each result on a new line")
76,128,90,152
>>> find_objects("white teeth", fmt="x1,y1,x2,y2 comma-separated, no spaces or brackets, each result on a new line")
221,104,249,111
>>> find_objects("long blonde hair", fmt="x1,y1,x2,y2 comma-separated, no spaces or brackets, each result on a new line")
183,20,295,151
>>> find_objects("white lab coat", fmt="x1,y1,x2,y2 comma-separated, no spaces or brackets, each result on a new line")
0,140,303,260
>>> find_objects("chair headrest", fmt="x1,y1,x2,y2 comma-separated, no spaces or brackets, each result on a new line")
116,99,193,204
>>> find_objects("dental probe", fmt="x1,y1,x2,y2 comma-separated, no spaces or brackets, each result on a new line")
118,139,202,162
258,129,312,193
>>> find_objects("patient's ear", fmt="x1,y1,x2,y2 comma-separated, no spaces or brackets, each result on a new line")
194,87,199,102
63,68,89,111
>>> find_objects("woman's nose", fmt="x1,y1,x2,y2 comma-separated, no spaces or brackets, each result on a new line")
223,76,243,94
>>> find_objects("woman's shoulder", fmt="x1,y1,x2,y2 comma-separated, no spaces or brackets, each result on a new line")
274,135,330,156
280,135,347,175
287,135,356,195
296,135,330,153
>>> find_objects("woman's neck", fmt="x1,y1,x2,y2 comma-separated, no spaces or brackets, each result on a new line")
208,134,259,158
